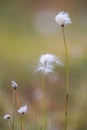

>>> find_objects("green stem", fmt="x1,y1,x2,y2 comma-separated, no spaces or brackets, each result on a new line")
42,74,46,130
21,115,23,130
12,89,16,130
8,119,12,130
62,27,69,130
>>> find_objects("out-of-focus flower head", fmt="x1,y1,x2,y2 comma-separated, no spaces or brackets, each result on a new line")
17,105,27,114
35,53,63,75
11,80,18,89
55,11,71,27
3,114,10,120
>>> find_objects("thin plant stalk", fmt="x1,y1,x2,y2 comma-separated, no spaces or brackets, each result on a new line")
21,115,23,130
20,114,24,130
42,74,46,130
12,89,16,130
62,27,69,130
8,119,12,130
15,91,20,108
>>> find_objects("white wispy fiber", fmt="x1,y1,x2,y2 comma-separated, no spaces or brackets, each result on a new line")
35,53,63,75
55,11,71,27
17,105,27,114
11,80,18,89
3,114,10,120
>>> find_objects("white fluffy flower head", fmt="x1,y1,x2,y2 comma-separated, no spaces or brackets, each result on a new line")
3,114,10,120
17,105,27,114
11,80,18,89
55,11,71,27
36,53,63,75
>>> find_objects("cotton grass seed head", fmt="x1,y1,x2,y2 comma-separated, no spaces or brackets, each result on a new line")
35,53,63,75
11,80,18,89
3,114,10,120
17,105,27,114
55,11,71,27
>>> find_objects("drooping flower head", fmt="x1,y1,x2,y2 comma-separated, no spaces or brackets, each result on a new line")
11,80,18,90
3,114,10,120
35,53,63,75
55,11,71,27
17,105,27,114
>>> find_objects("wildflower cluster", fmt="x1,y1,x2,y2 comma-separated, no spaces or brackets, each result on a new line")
3,81,28,130
2,11,71,130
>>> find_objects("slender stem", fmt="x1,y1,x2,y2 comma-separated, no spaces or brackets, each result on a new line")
62,27,69,130
8,119,12,130
21,114,26,130
12,89,16,130
15,91,20,108
21,115,23,130
42,74,46,130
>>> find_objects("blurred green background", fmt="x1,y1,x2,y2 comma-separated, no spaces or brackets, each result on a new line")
0,0,87,130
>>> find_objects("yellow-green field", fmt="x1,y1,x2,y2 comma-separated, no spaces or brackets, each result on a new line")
0,1,87,130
